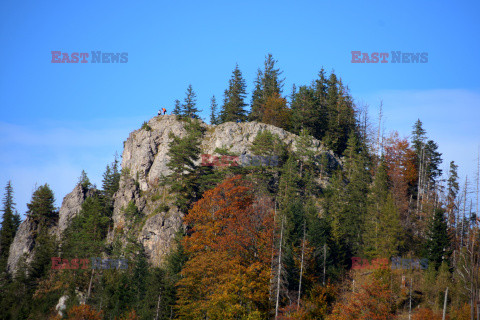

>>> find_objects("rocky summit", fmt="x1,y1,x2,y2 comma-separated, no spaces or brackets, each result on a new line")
7,115,340,272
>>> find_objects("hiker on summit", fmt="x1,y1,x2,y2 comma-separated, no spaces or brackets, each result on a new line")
162,107,167,115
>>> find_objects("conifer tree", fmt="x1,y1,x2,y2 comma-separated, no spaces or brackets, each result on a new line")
102,155,121,204
26,184,57,228
364,162,402,258
209,95,218,125
0,181,20,271
219,64,247,123
172,99,181,115
78,170,91,190
249,54,284,121
411,119,427,157
425,208,451,270
165,119,205,211
446,161,459,230
26,184,58,282
181,84,200,117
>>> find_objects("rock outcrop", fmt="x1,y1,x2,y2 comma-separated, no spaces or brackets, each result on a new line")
56,184,98,238
7,115,340,272
7,184,95,273
6,217,37,273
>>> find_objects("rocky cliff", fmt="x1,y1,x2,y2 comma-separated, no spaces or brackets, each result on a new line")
7,115,340,272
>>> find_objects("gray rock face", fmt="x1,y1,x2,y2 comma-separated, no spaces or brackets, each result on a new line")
121,115,336,191
113,115,340,267
138,207,183,267
6,217,37,273
7,115,340,272
7,184,95,274
56,184,97,238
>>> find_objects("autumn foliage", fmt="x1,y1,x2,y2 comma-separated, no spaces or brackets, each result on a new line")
411,307,444,320
176,175,275,319
66,305,103,320
328,277,396,320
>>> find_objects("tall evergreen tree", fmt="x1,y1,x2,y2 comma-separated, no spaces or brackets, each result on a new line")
165,119,205,211
364,162,402,258
25,184,58,283
446,161,459,229
102,154,121,204
26,184,57,228
249,54,284,121
0,181,20,271
78,170,91,190
425,208,451,270
181,85,200,117
172,99,181,115
219,64,247,123
411,119,427,158
209,95,218,125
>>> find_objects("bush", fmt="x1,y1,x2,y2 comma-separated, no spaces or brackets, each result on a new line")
412,307,444,320
141,121,151,131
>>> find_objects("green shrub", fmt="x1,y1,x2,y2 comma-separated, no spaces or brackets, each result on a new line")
141,121,152,131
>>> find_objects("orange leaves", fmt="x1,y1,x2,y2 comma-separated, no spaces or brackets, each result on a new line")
261,93,291,129
411,307,444,320
384,131,417,214
66,305,103,320
328,277,396,320
177,175,275,319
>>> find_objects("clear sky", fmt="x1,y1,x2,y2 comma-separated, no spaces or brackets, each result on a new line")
1,0,479,216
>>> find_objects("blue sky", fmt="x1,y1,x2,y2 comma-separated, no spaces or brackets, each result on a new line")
1,0,479,215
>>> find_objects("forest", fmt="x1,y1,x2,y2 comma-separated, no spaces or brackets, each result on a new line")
0,54,478,320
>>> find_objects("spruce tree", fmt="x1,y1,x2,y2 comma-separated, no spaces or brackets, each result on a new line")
411,119,427,157
78,170,91,190
425,208,451,270
249,54,284,121
209,95,218,125
364,162,402,258
219,64,247,123
446,161,459,228
0,181,20,271
26,184,57,228
165,119,205,211
249,69,264,121
26,184,58,283
424,139,443,183
173,99,181,115
181,84,200,117
102,155,121,203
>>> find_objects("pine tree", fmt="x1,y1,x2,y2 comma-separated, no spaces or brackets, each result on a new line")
446,161,459,230
411,119,427,158
364,162,402,258
219,64,247,123
0,181,20,271
172,99,181,115
249,69,263,121
209,95,218,125
102,155,121,203
78,170,91,189
425,208,451,270
181,84,200,117
165,119,205,211
26,184,57,228
424,139,443,183
249,54,284,121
